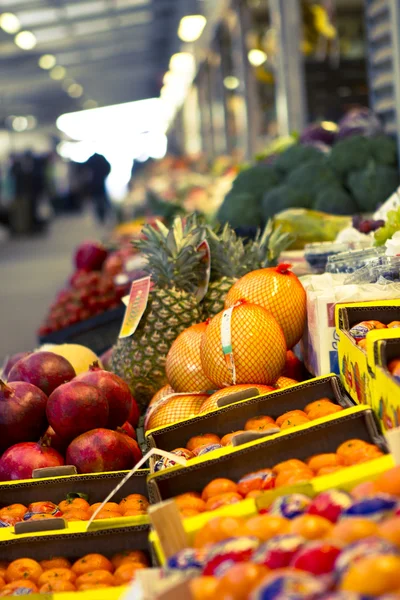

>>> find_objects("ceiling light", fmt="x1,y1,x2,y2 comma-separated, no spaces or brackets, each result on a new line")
68,83,83,98
38,54,56,69
0,12,20,34
14,30,36,50
11,116,28,132
83,99,98,110
50,65,66,80
178,14,206,42
248,48,267,66
223,76,240,90
169,52,195,75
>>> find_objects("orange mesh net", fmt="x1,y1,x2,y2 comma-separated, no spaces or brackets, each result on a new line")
146,393,208,430
199,384,276,414
165,323,214,393
225,266,307,349
200,303,286,388
275,376,299,389
148,384,174,407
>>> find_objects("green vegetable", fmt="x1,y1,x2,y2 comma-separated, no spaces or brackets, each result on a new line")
274,144,325,175
314,185,359,215
286,160,339,198
217,190,264,229
375,207,400,245
328,136,372,178
262,184,313,220
231,164,281,197
369,135,398,167
347,162,399,213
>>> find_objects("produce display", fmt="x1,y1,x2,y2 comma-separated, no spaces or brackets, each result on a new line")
171,438,383,518
0,549,149,594
166,464,400,599
349,320,400,351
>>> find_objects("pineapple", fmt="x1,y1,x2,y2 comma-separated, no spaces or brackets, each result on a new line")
201,220,294,318
111,217,206,411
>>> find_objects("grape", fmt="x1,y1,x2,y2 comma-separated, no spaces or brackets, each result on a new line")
374,208,400,245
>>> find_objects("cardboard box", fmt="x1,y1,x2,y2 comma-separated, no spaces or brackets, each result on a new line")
147,406,386,503
146,375,353,460
336,300,400,405
370,328,400,430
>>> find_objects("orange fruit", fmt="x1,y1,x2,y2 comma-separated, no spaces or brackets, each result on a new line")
202,478,239,502
40,557,71,571
330,517,379,544
0,580,38,595
114,563,146,585
304,398,336,414
62,509,91,522
200,303,287,388
239,514,290,541
275,411,308,427
273,459,308,474
77,583,111,591
317,466,345,476
119,498,149,514
341,444,383,466
0,577,4,590
0,504,27,519
119,494,149,510
275,376,299,389
199,385,275,414
26,513,57,521
149,384,174,407
246,490,265,499
275,469,314,488
340,554,400,595
214,562,269,600
236,469,275,496
306,453,343,472
39,580,76,593
111,551,148,570
336,439,370,460
290,514,333,539
0,564,7,580
374,465,400,496
180,508,200,519
186,433,221,452
38,568,76,586
175,494,206,513
59,498,90,513
123,509,147,517
190,576,219,600
93,510,123,520
194,516,244,548
220,431,245,446
224,264,307,349
280,415,310,430
379,518,400,547
72,554,113,576
146,393,207,431
89,502,122,514
76,570,115,588
5,558,43,583
244,415,276,431
205,492,243,512
307,403,343,420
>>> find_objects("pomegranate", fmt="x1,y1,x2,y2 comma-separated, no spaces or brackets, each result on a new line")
8,352,76,396
41,426,69,455
119,433,142,464
117,421,136,439
2,352,31,379
0,381,48,453
47,381,109,441
0,442,64,481
74,241,108,271
74,363,133,428
66,429,137,473
127,396,140,428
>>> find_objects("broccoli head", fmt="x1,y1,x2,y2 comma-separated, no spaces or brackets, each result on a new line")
313,186,359,215
347,162,399,213
286,160,340,199
368,135,398,167
231,164,281,199
328,135,372,178
217,190,264,229
274,144,325,175
262,184,313,220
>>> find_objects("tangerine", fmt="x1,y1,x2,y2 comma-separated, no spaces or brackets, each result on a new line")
119,498,149,514
374,465,400,496
340,554,400,595
93,510,123,520
273,459,308,474
330,517,379,544
220,432,245,446
38,568,76,586
279,415,310,430
77,583,111,591
0,577,4,590
75,570,116,588
190,576,219,600
186,434,221,452
59,498,90,513
111,551,148,570
214,562,268,600
0,580,38,595
336,439,370,460
275,410,308,427
205,492,243,511
175,494,206,513
342,444,383,466
39,580,76,593
62,509,91,521
193,517,244,548
245,490,264,499
244,415,276,431
72,554,113,576
89,502,122,514
290,514,333,539
316,466,345,476
304,398,335,414
114,562,146,585
275,469,314,488
379,517,400,547
123,509,148,517
40,557,71,571
180,508,200,519
239,514,290,541
306,453,343,472
0,504,27,519
202,479,239,502
5,559,43,583
307,404,343,420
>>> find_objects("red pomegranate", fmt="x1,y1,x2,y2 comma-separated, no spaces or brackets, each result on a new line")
0,442,64,481
8,352,76,396
119,433,142,464
74,363,133,428
2,352,31,379
41,426,69,455
66,429,137,473
47,381,109,441
127,396,140,428
74,241,108,271
282,350,305,381
117,421,136,439
0,381,48,453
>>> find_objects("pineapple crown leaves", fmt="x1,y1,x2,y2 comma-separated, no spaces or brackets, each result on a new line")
134,216,208,294
206,223,246,281
243,220,296,270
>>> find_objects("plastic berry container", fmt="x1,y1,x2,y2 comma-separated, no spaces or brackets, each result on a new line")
304,242,349,273
326,247,386,275
344,256,400,284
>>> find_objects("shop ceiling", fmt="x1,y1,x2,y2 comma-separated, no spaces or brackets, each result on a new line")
0,0,194,127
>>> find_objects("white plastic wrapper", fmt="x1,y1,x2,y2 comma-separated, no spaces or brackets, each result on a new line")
301,273,400,376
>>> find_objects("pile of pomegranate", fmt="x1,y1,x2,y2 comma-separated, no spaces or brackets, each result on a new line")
0,351,141,481
38,241,133,336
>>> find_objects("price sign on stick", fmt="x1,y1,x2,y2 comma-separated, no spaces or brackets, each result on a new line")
119,276,151,339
